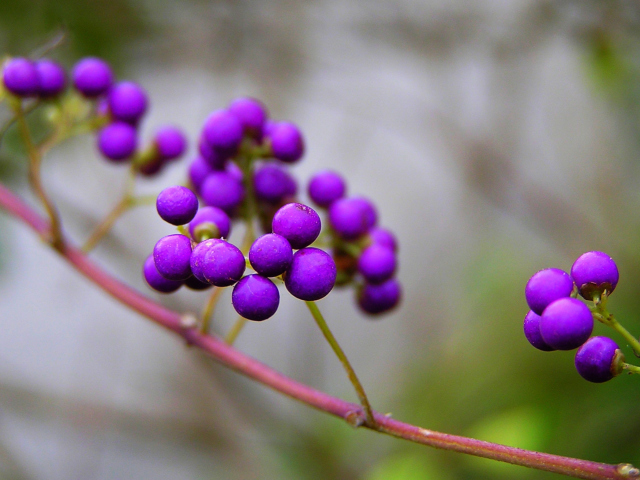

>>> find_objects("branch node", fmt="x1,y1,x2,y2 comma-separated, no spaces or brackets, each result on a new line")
344,409,366,428
180,313,199,338
617,464,640,478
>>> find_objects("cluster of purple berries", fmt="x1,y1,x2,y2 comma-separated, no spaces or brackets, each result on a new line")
524,251,625,383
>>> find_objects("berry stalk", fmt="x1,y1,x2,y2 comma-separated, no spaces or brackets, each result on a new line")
225,315,248,345
592,295,640,357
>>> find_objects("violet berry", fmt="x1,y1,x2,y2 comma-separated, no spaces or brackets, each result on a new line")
269,121,304,163
185,275,213,291
107,81,148,124
202,109,243,158
284,247,337,301
198,135,226,169
368,226,397,252
2,57,39,97
254,163,297,204
228,97,268,138
272,203,321,250
575,336,624,383
200,171,245,215
571,251,619,301
523,310,555,351
188,206,231,241
97,122,137,161
72,57,113,97
232,275,280,321
308,170,346,208
190,239,245,287
35,59,66,97
358,278,401,315
154,126,186,161
357,244,396,285
143,254,183,293
153,234,193,281
539,297,593,350
525,268,574,315
249,233,293,277
329,196,377,240
156,186,199,226
188,156,214,193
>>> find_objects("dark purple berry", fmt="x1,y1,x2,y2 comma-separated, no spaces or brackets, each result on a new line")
200,171,245,215
137,157,164,177
249,233,293,277
571,251,619,301
228,97,268,138
153,234,193,281
284,247,336,301
539,298,593,350
97,122,137,161
523,310,555,351
188,156,214,193
329,196,377,240
188,206,231,241
357,244,396,285
2,58,39,96
143,254,183,293
269,121,304,163
358,278,401,315
575,336,624,383
202,109,243,157
154,125,186,161
35,59,66,97
225,161,244,182
272,203,321,249
368,227,397,252
308,170,346,207
232,275,280,321
72,57,113,97
198,135,227,169
184,275,213,291
525,268,574,315
107,81,148,124
254,163,297,204
190,239,245,287
156,186,199,226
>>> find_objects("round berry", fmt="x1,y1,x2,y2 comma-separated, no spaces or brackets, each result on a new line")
200,171,245,215
190,239,245,287
2,58,39,96
539,298,593,350
329,196,377,240
575,336,623,383
188,206,231,241
35,59,66,97
571,251,619,301
368,227,397,252
202,109,243,157
523,310,555,351
229,97,268,138
357,244,396,284
107,81,148,124
308,170,346,207
153,234,193,281
232,275,280,321
358,278,401,315
97,122,137,161
143,254,183,293
184,275,213,291
272,203,321,249
154,125,186,160
188,156,213,193
284,247,336,301
72,57,113,97
249,233,293,277
525,268,574,315
198,135,226,169
269,121,304,163
254,163,297,204
156,186,199,226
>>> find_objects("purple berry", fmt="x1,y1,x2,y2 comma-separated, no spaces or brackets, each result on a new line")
523,310,555,351
539,297,593,350
143,254,183,293
154,126,186,161
228,97,268,138
184,275,213,291
72,57,113,97
358,278,401,315
198,135,227,169
200,171,245,215
190,239,245,287
225,160,244,182
357,244,396,285
368,227,397,252
272,203,321,250
35,59,66,97
249,233,293,277
571,251,619,301
254,163,297,204
153,234,193,281
107,81,148,124
525,268,574,315
575,336,623,383
188,156,214,193
188,206,231,241
232,275,280,321
97,122,137,161
308,170,346,207
202,109,244,158
156,186,199,226
284,247,336,301
2,58,39,97
269,121,304,163
328,196,377,240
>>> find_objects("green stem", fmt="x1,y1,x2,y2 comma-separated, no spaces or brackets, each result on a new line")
623,363,640,375
200,286,224,334
593,296,640,357
305,301,375,426
225,316,248,345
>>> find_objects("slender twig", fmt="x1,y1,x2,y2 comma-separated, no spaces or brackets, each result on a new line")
0,182,637,480
623,363,640,374
200,286,224,334
225,316,248,345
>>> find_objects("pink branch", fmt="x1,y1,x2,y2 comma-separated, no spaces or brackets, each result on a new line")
0,182,636,480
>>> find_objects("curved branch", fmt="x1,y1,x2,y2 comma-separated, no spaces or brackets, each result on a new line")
0,182,636,480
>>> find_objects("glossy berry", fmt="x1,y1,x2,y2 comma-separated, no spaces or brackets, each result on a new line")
202,109,243,158
156,186,199,226
269,121,304,163
284,247,336,301
188,156,213,193
184,275,213,291
525,268,574,315
2,58,39,96
188,206,231,241
97,122,137,161
35,59,66,97
154,125,186,160
249,233,293,277
153,234,193,281
232,275,280,321
575,336,623,383
229,97,268,138
357,244,396,285
190,239,245,287
571,251,619,301
143,254,183,293
358,278,401,315
539,297,593,350
308,170,346,207
329,196,377,240
272,203,321,249
523,310,555,351
368,227,397,252
200,171,245,215
72,57,113,97
254,163,297,204
107,81,148,124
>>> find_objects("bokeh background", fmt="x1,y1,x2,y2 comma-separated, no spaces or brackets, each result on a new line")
1,1,640,479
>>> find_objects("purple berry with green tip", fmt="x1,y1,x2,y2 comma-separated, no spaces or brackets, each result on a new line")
232,275,280,321
188,206,231,241
2,57,39,97
200,171,245,215
308,170,346,208
284,247,336,301
202,109,243,157
153,234,193,281
154,125,186,160
97,122,137,161
249,233,293,277
190,239,245,287
269,121,304,163
525,268,574,315
358,278,401,315
107,81,148,124
35,59,66,97
272,203,321,249
571,251,619,301
523,310,555,351
156,186,199,226
357,244,396,285
72,57,113,97
143,254,183,293
575,336,624,383
539,297,593,350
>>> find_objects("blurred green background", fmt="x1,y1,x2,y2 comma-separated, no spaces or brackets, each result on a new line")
1,1,640,479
